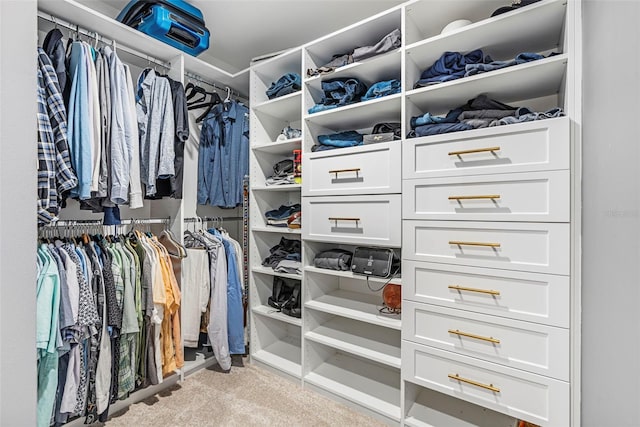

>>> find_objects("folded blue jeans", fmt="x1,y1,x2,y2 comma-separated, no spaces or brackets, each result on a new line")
320,77,368,106
361,79,401,101
308,103,338,114
317,130,364,147
489,107,565,127
414,49,484,87
410,122,474,138
266,73,301,99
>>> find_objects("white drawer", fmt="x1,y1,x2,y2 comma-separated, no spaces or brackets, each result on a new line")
403,117,570,179
403,341,569,426
403,220,569,275
403,302,569,380
403,170,569,222
402,261,569,328
303,195,401,246
302,142,401,196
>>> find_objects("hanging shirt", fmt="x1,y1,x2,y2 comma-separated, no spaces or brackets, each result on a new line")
104,46,137,205
197,100,249,208
210,229,244,355
36,48,78,225
136,69,175,197
67,42,93,200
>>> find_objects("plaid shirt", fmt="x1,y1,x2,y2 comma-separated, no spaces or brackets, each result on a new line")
37,48,77,225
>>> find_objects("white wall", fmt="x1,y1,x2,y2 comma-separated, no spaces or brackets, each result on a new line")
581,1,640,425
0,1,38,424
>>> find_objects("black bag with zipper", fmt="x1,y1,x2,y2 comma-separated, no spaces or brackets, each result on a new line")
267,277,301,318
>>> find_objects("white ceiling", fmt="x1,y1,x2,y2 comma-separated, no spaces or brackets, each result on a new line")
76,0,406,73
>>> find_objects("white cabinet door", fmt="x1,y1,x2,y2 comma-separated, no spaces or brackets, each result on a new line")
302,142,402,196
403,341,569,427
403,117,570,179
303,195,401,246
403,170,570,222
402,261,570,327
403,220,570,275
403,302,569,380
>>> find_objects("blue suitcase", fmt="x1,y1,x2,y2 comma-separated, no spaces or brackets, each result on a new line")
117,0,210,57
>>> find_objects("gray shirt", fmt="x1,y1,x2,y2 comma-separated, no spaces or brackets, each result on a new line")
136,69,175,197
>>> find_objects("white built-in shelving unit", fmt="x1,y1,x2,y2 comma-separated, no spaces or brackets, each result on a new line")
249,0,580,426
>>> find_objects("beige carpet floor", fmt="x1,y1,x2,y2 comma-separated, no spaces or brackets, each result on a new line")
105,361,386,426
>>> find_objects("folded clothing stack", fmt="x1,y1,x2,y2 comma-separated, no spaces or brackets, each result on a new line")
313,248,353,271
407,94,565,138
262,237,302,275
306,29,401,77
276,126,302,141
308,77,368,114
308,76,401,114
264,203,301,227
414,49,554,88
266,72,301,99
312,130,363,152
265,158,295,186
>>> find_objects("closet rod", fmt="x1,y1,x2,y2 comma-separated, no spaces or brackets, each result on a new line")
184,71,248,102
42,217,171,227
37,11,171,71
184,216,243,222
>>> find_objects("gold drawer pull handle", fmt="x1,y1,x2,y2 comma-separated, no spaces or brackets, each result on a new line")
449,241,501,248
449,195,501,200
449,146,501,156
328,217,360,222
448,374,500,393
329,168,361,177
448,329,500,344
448,285,500,296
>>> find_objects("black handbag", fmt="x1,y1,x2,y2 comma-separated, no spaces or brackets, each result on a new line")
267,277,301,318
351,246,400,278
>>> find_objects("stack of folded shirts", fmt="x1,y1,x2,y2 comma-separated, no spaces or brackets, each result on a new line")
264,203,301,227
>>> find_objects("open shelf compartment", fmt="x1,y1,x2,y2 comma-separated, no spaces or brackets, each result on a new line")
251,314,302,379
305,309,401,368
304,340,401,421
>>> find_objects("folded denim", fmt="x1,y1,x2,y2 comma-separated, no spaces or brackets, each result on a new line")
464,52,545,77
489,107,565,126
265,203,301,220
279,126,302,139
311,144,340,152
410,122,474,138
361,79,401,101
352,28,402,62
414,49,484,88
313,249,353,271
320,77,368,106
308,103,338,114
410,109,461,128
266,73,301,99
317,130,364,147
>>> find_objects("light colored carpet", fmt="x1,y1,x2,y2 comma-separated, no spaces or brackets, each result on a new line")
105,361,386,426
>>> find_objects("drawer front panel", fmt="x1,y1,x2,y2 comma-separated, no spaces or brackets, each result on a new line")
403,220,570,275
403,342,569,426
402,261,569,327
403,170,569,222
303,195,401,246
303,142,401,196
403,117,570,179
403,302,569,380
